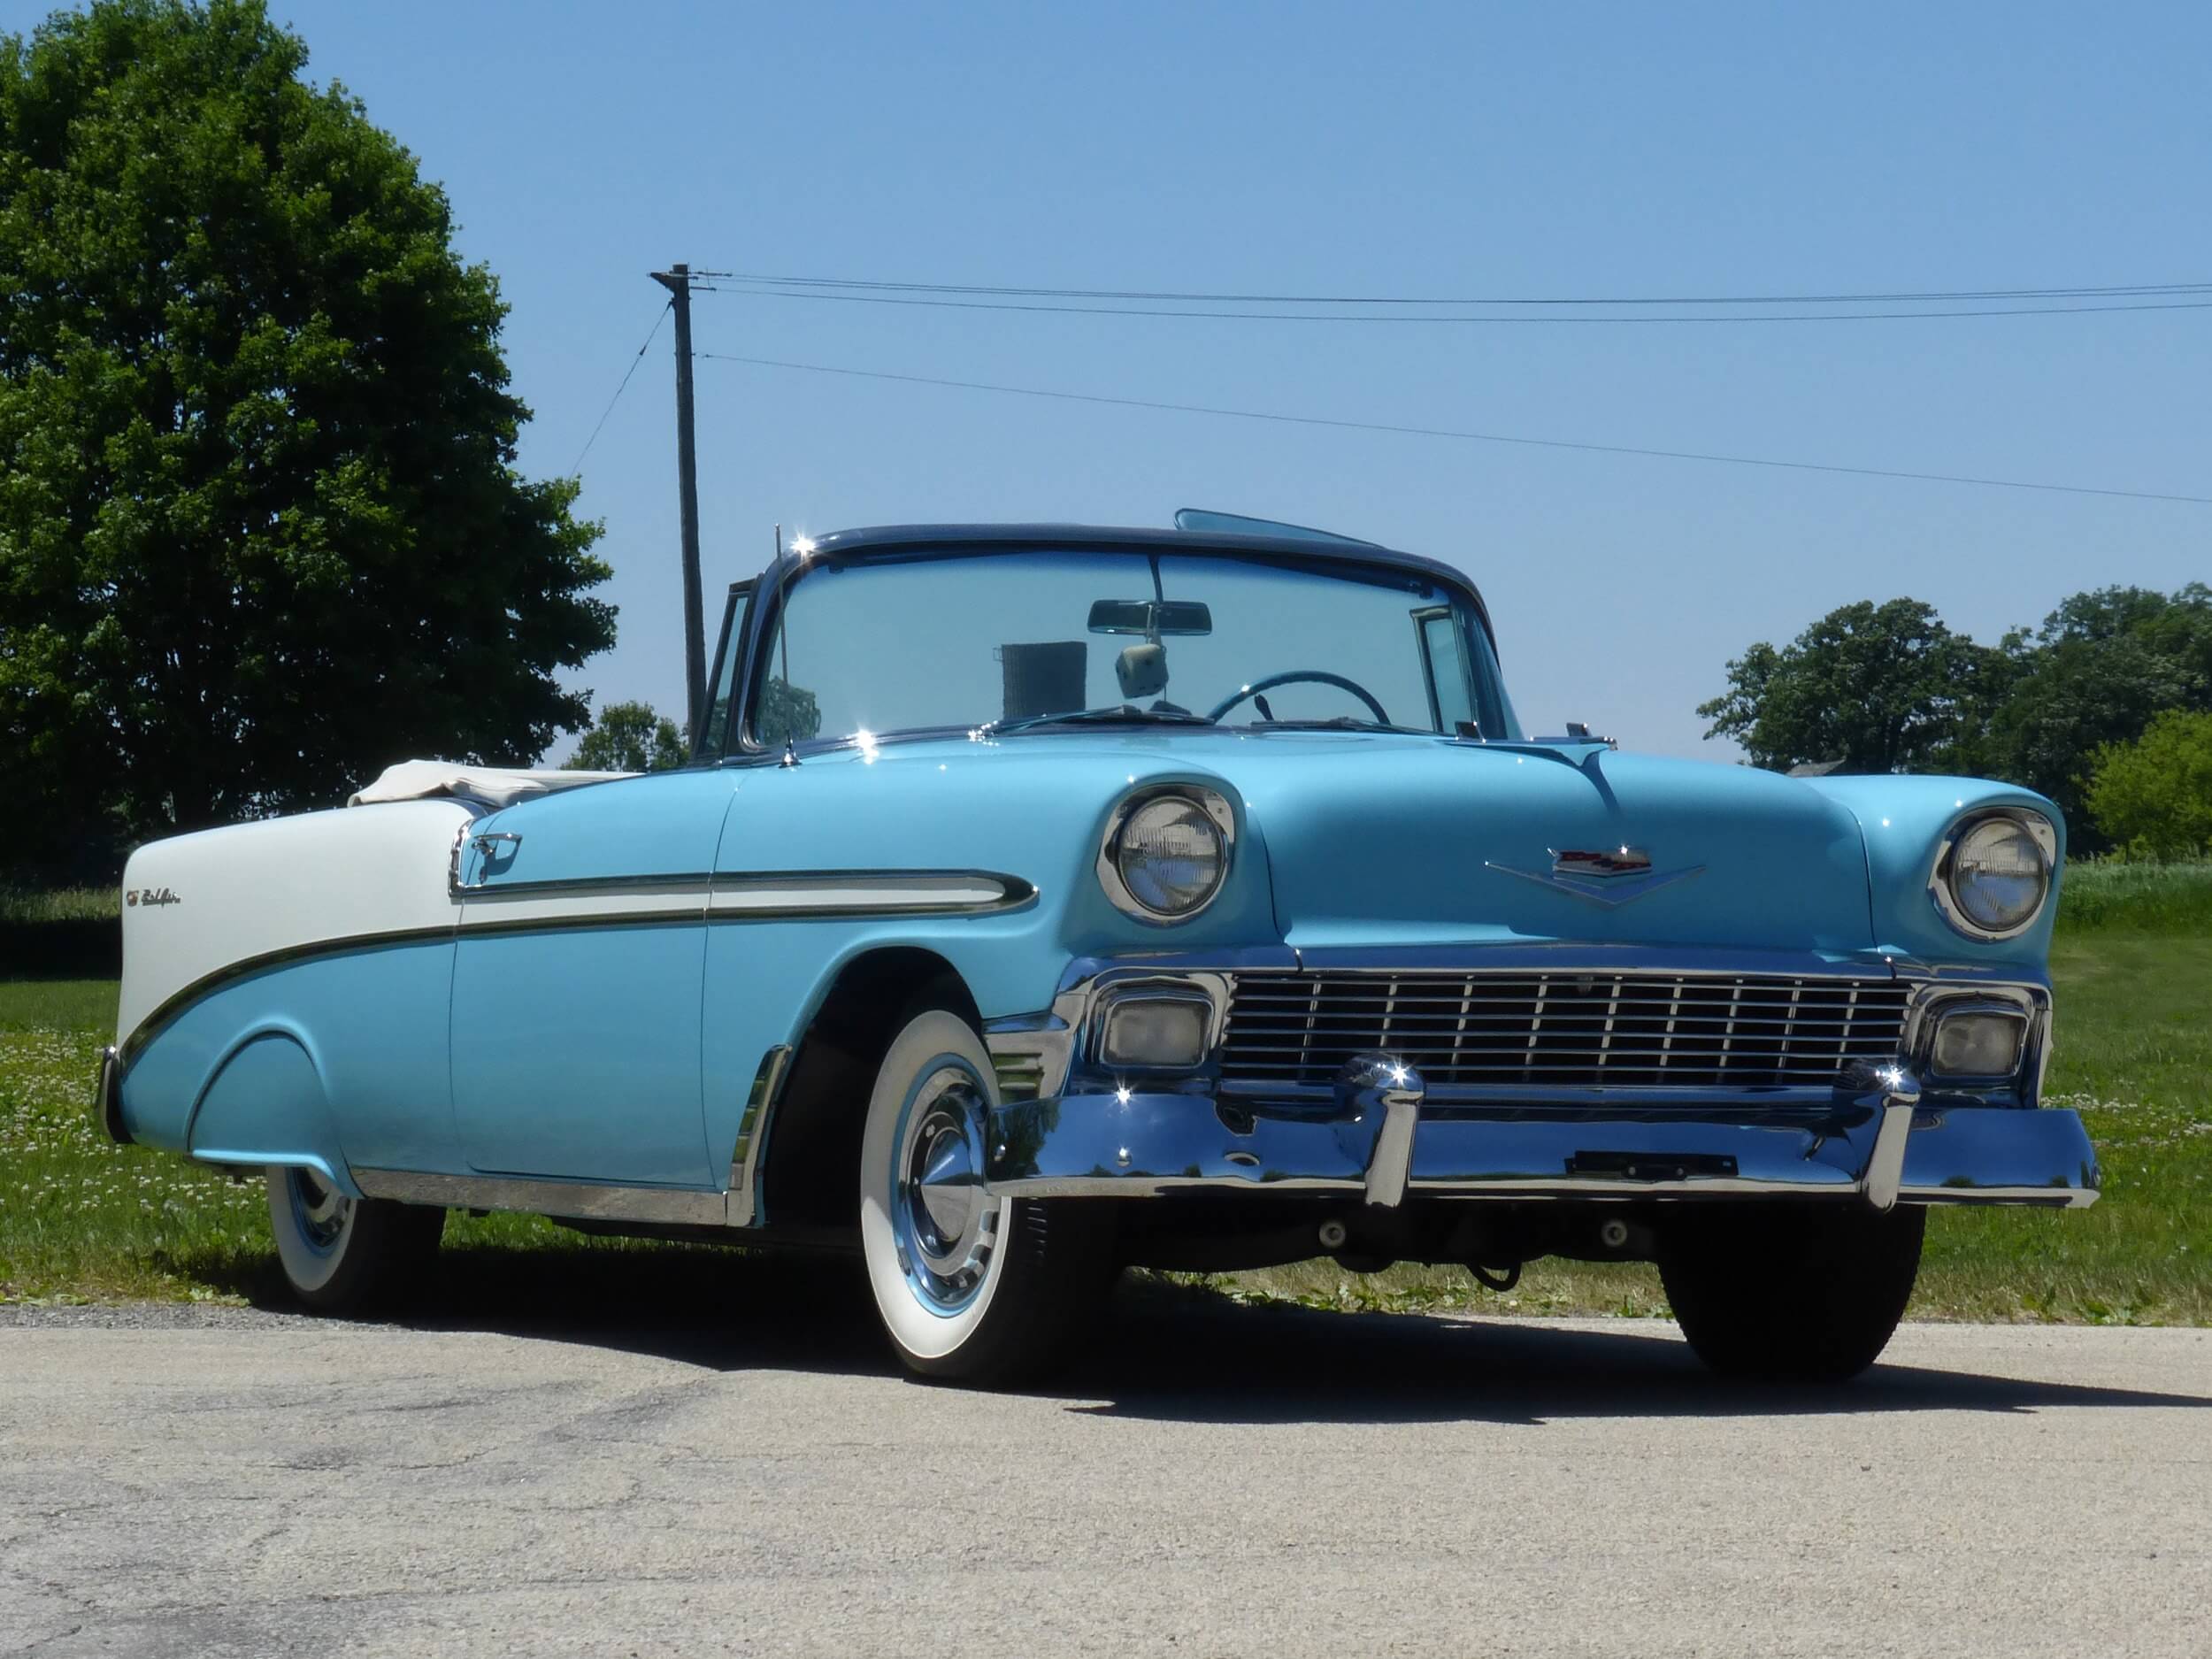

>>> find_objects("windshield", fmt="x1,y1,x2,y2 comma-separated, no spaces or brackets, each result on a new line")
738,547,1518,749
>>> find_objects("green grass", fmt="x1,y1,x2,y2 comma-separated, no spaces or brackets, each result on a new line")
0,979,119,1034
0,886,118,926
4,885,2207,1319
2055,856,2212,933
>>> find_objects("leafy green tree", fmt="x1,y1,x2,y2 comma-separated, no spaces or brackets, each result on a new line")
0,0,614,867
564,701,688,773
1698,599,1996,773
1979,586,2212,844
2084,710,2212,859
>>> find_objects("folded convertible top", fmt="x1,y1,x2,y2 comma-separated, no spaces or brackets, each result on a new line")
347,758,632,812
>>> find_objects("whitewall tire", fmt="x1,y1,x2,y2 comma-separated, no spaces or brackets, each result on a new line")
265,1165,444,1313
858,1009,1111,1384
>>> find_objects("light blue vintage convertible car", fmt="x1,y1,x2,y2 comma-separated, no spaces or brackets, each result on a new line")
101,512,2096,1384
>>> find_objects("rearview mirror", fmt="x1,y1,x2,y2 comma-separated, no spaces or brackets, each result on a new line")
1087,599,1213,637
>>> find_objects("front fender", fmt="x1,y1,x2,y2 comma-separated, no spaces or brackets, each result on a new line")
1801,775,2064,974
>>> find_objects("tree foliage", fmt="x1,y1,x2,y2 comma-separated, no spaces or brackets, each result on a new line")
1702,584,2212,852
0,0,614,869
563,701,687,774
2085,709,2212,859
1696,599,1997,774
1977,586,2212,841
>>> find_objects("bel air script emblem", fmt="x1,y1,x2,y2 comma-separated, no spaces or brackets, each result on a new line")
1485,845,1703,908
125,887,181,908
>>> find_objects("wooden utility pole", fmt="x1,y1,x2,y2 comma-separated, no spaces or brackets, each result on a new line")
649,262,706,742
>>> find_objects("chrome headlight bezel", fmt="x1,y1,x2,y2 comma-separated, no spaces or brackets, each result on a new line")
1929,807,2056,942
1096,786,1236,924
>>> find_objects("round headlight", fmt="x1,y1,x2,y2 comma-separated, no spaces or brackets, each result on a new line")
1940,812,2053,939
1102,790,1232,920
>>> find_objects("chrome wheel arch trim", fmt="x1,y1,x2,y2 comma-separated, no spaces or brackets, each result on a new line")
726,1045,795,1229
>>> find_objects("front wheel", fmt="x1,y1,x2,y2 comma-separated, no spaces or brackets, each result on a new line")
858,1009,1113,1385
265,1165,445,1314
1659,1202,1925,1382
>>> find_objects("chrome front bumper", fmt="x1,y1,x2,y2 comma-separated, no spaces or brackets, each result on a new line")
980,950,2096,1211
982,1068,2101,1209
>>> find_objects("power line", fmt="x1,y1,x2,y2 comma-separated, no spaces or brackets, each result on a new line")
695,349,2212,507
568,300,671,479
689,266,2212,310
692,283,2212,326
689,268,2212,304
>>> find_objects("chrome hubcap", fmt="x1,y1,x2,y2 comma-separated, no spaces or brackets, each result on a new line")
288,1169,352,1252
893,1064,999,1311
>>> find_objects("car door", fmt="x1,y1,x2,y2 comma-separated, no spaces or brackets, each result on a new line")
449,769,741,1186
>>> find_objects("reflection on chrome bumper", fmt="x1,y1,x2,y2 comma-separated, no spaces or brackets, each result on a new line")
983,1070,2101,1210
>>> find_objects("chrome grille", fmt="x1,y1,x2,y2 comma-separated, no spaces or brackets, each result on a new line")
1221,971,1911,1089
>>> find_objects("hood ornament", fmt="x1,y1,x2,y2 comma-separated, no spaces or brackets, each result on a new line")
1486,845,1704,908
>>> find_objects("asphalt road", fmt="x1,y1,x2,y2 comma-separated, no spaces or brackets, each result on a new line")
4,1260,2208,1658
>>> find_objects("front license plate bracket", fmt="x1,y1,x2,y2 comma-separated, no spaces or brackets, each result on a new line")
1565,1150,1740,1183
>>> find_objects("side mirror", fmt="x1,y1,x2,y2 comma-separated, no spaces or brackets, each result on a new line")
1087,599,1212,637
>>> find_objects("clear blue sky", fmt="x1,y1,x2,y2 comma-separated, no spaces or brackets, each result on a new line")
17,0,2209,759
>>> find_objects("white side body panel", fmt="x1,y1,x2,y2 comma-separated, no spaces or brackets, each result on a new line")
117,800,474,1050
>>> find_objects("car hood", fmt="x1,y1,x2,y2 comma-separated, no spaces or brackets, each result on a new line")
923,727,1877,955
1221,733,1874,951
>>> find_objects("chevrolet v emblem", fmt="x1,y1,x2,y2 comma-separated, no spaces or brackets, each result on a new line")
1484,846,1705,908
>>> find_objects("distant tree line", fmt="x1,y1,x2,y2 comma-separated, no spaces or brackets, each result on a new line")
1701,585,2212,854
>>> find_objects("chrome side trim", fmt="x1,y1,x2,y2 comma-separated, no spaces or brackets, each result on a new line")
726,1044,795,1229
1901,1185,2097,1209
127,871,1036,1064
353,1168,729,1226
708,869,1035,918
458,870,713,902
457,879,715,932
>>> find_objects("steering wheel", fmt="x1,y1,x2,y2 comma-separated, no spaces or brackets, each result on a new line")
1206,670,1393,726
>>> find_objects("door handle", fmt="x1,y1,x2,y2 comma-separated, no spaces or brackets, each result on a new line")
449,831,525,895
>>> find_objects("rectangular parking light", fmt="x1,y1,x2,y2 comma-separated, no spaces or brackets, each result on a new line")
1931,1009,2025,1079
1099,995,1209,1070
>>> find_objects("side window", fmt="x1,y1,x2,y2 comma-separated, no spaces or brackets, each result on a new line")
698,581,755,757
1414,606,1476,733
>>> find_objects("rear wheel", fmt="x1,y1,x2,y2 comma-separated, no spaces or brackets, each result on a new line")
857,1008,1112,1385
265,1166,444,1314
1660,1202,1925,1382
